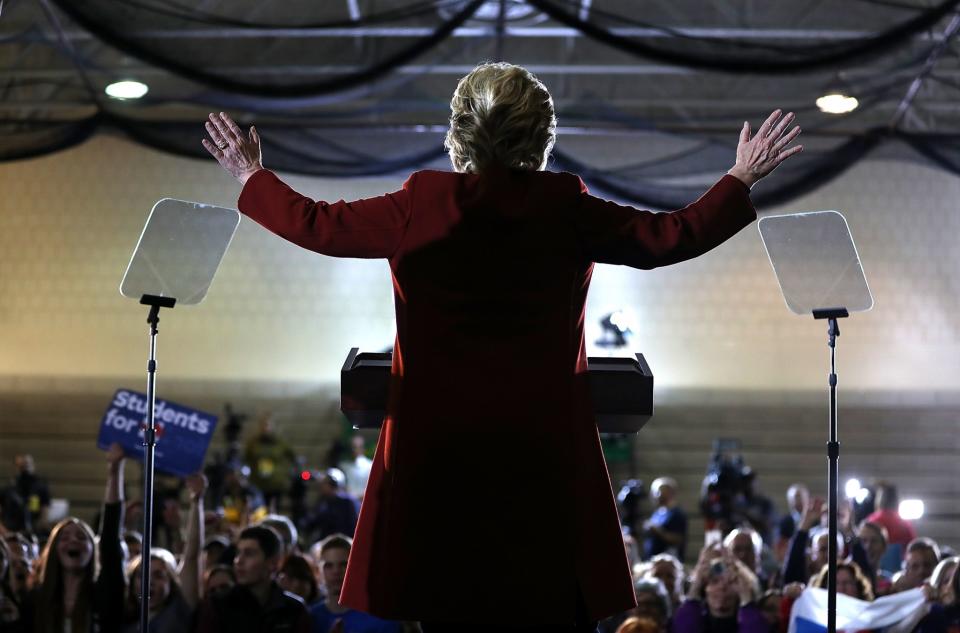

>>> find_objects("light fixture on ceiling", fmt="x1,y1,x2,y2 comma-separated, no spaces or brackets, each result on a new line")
105,80,149,100
816,93,859,114
816,73,858,114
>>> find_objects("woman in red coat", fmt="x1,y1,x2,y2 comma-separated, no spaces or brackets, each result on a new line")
203,63,802,632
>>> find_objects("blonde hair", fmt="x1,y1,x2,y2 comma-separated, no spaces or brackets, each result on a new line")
125,548,183,615
444,62,556,173
812,560,874,601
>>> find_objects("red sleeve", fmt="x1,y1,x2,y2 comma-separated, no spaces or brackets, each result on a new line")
237,169,413,259
573,174,756,269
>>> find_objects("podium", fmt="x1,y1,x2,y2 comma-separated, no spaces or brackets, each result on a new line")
340,348,654,434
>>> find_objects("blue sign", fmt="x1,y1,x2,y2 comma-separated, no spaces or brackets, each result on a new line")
97,389,218,477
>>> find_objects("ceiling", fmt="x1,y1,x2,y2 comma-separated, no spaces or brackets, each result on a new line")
2,0,960,165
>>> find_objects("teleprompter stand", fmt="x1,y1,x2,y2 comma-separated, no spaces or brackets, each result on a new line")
138,294,174,633
120,198,240,632
760,211,872,633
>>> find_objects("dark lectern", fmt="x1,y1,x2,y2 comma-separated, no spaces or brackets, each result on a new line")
340,348,653,435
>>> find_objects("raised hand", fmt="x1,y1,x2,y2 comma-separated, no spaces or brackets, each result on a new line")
106,442,126,469
185,472,208,502
202,112,264,184
728,109,803,188
801,496,825,531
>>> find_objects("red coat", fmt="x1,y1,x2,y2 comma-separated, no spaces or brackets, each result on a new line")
238,167,756,625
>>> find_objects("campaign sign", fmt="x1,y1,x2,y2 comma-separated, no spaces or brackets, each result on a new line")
97,389,218,477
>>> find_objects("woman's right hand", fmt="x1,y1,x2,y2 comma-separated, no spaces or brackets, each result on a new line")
727,109,803,188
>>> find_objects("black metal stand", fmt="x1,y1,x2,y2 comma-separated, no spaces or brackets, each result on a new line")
813,307,848,633
138,294,175,633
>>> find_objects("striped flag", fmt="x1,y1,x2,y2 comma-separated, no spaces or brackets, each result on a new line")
788,587,928,633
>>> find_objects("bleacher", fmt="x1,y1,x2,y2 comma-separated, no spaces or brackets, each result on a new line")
1,381,957,559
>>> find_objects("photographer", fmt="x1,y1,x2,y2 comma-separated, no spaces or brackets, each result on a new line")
642,478,688,562
671,544,768,633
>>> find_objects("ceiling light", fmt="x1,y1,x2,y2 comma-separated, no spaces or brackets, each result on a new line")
899,499,924,521
816,93,858,114
105,80,149,100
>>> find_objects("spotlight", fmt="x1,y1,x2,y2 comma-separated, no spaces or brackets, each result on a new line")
899,499,924,521
845,478,862,499
105,80,149,100
816,93,858,114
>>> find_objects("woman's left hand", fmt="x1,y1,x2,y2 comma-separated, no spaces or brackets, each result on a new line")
727,109,803,188
202,112,263,185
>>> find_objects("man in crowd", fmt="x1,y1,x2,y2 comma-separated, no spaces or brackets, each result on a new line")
218,462,267,528
338,435,373,502
311,534,400,633
741,469,777,545
0,454,50,535
865,482,916,553
197,525,311,633
775,483,809,561
891,537,941,592
303,469,359,542
245,414,297,511
642,477,688,561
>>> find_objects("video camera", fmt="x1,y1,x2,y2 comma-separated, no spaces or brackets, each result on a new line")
699,438,752,531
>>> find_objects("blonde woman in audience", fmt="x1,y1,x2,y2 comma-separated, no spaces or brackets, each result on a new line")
617,616,662,633
810,560,874,600
915,556,960,633
121,472,204,632
204,59,801,631
122,549,192,633
16,443,126,633
929,557,959,605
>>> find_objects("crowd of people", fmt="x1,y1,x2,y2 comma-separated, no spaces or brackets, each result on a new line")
0,440,956,633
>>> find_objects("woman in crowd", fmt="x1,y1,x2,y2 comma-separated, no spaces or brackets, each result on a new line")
122,549,192,633
850,521,891,595
203,59,801,631
277,553,320,605
203,564,236,599
805,561,874,601
778,562,874,633
930,558,959,606
671,544,768,633
602,577,673,633
121,472,205,633
13,443,125,633
643,554,686,610
617,617,662,633
632,577,673,633
915,556,960,633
